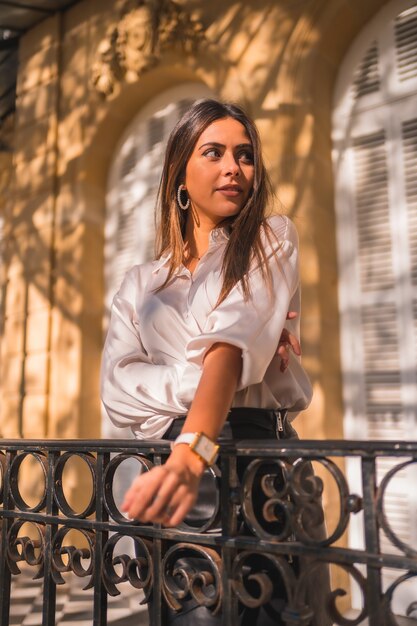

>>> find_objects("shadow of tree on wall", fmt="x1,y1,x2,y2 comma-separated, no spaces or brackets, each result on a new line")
1,0,400,441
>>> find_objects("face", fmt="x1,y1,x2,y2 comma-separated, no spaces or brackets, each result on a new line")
184,117,255,227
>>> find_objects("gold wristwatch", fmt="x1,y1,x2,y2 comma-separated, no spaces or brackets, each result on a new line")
171,432,219,466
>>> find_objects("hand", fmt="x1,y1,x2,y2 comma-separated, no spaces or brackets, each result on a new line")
276,311,301,372
121,445,206,527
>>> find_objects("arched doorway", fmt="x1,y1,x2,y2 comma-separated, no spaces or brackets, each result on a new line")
102,82,212,439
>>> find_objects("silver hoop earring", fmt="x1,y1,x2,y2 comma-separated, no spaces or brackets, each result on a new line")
177,184,190,210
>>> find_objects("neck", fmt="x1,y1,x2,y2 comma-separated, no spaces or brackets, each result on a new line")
184,212,218,258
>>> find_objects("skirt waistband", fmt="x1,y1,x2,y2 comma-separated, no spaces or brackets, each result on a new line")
162,407,291,441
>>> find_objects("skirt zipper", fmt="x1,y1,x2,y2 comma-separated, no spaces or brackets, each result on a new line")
276,411,284,435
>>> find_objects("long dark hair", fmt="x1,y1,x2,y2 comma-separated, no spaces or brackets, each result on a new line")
155,98,274,304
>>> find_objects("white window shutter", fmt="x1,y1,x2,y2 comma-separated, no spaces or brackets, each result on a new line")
352,41,380,99
402,118,417,285
395,5,417,82
333,0,417,615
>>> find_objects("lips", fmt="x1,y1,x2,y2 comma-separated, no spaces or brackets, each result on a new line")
216,184,243,193
217,184,243,191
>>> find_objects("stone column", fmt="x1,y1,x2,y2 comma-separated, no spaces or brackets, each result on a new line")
0,15,60,439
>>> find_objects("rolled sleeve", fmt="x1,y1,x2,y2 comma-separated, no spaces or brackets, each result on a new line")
100,268,187,430
185,220,299,391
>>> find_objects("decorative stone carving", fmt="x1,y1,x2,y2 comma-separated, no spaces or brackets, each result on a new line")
91,0,205,96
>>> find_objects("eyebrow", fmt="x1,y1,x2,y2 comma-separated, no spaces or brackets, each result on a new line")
198,141,253,150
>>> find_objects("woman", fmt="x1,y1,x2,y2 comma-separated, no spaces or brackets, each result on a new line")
101,99,327,625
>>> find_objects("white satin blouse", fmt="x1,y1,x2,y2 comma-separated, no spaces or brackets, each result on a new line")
100,215,312,439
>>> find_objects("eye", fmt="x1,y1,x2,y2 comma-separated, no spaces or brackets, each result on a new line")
203,147,221,158
238,149,254,164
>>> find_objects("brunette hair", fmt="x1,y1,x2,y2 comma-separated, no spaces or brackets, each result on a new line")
155,98,274,304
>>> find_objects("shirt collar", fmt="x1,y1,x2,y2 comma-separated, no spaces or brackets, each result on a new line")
208,224,231,244
152,253,172,274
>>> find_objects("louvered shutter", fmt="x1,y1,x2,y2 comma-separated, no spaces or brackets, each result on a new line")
352,41,380,98
333,0,417,614
103,84,212,438
395,5,417,82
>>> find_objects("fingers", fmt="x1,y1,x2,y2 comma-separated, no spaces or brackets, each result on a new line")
165,492,197,527
121,465,167,520
286,311,298,320
143,473,184,522
153,485,196,527
277,343,291,372
121,464,200,526
287,331,301,356
276,328,302,372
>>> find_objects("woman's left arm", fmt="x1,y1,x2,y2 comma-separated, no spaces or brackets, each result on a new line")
121,341,242,526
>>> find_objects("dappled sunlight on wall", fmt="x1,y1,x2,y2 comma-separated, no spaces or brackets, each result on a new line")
0,1,401,614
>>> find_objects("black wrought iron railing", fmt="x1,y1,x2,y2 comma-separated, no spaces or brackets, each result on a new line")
0,439,417,626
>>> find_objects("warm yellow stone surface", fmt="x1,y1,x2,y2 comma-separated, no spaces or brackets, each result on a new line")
0,0,394,611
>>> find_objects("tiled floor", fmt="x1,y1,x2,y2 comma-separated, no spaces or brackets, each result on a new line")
8,570,416,626
8,567,149,625
342,611,416,625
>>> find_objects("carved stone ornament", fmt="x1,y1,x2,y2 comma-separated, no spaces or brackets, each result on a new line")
91,0,205,96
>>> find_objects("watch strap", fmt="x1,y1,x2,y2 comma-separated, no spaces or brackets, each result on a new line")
171,432,219,466
171,433,198,447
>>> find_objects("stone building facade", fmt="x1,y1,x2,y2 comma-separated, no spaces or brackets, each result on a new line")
0,0,379,440
1,0,416,614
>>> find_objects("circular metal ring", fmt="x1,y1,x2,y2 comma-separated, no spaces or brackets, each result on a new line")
9,451,48,512
103,452,153,524
54,451,96,518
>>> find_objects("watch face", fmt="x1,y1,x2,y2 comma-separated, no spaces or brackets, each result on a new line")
192,434,219,465
194,434,214,459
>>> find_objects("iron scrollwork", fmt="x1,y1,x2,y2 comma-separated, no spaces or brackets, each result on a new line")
0,440,416,625
102,533,153,601
51,527,95,588
232,550,296,615
7,520,45,578
162,543,223,614
376,459,417,558
381,571,417,626
240,455,362,547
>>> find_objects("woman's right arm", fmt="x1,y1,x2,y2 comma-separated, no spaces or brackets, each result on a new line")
100,268,188,429
121,340,243,525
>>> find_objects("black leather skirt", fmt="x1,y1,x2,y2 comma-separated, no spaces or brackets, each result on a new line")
162,407,297,442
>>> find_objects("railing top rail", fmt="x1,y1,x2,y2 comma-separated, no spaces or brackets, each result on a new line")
0,438,416,455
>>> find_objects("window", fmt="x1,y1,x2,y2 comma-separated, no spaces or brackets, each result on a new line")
333,0,417,614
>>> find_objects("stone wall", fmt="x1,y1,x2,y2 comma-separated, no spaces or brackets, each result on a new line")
0,0,392,610
1,0,389,441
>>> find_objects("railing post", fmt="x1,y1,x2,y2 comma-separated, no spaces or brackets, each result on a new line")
42,449,59,626
0,450,15,626
361,455,384,625
151,535,163,626
151,450,164,626
94,450,109,626
220,451,238,625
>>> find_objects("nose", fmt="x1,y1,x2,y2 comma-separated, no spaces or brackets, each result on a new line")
222,151,240,177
